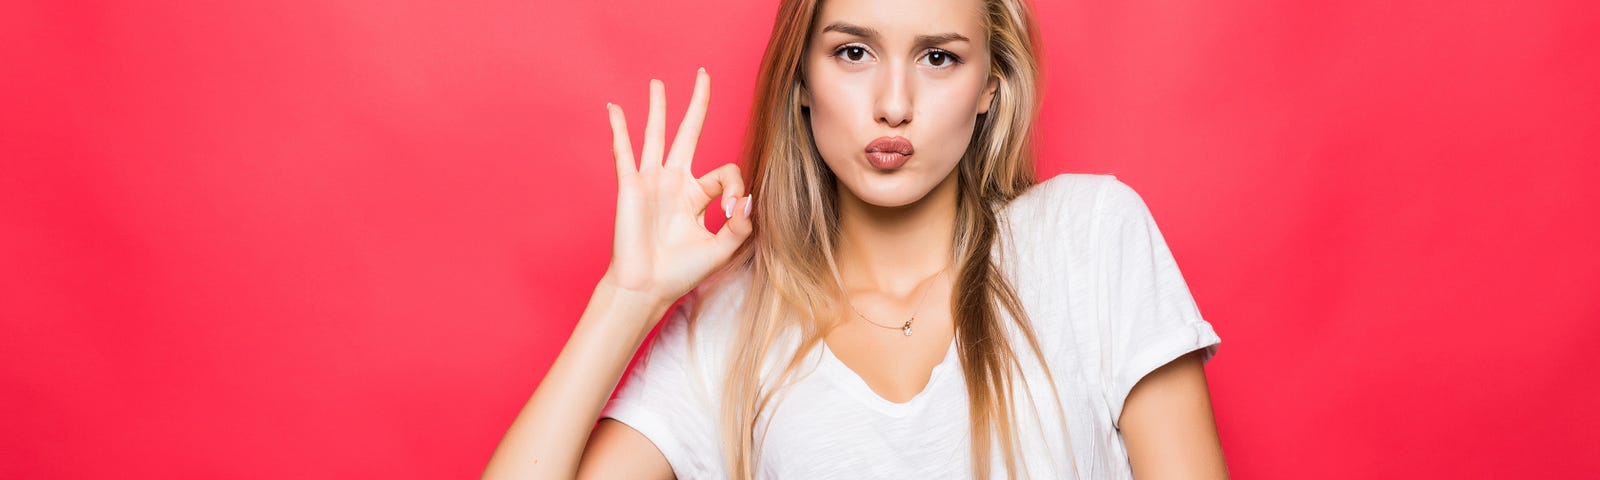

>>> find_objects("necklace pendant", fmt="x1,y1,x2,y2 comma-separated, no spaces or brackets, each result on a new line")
902,321,913,337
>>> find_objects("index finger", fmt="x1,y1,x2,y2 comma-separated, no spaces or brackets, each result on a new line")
664,68,711,170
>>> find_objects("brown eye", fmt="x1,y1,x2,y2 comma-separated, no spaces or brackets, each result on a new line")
842,46,867,62
922,50,961,68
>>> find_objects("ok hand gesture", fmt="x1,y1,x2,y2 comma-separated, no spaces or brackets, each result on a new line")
601,68,754,311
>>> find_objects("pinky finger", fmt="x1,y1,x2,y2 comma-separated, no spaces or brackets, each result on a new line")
607,103,637,178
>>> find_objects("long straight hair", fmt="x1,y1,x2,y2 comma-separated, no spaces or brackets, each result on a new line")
683,0,1077,477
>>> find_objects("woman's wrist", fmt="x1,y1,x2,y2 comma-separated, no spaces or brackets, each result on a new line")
590,270,678,337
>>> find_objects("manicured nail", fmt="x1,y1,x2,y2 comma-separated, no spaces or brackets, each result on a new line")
723,196,734,219
605,102,612,109
742,194,753,217
698,67,706,73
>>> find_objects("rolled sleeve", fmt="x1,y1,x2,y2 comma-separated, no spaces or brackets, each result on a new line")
1092,177,1223,429
599,293,723,478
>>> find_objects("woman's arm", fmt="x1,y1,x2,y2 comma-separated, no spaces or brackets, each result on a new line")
480,275,674,479
1120,350,1230,479
481,68,751,479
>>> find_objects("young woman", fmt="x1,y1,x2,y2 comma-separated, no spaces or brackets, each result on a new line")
483,0,1227,478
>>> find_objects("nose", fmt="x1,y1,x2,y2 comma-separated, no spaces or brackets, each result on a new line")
874,60,913,128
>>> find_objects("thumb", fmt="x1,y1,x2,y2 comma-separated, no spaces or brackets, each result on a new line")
712,194,754,256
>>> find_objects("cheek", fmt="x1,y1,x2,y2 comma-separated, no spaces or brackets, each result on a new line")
806,84,872,152
917,83,985,153
928,77,988,121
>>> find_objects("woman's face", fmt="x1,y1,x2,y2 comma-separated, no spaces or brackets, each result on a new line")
802,0,997,208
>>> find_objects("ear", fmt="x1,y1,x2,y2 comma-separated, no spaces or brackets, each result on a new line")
976,74,999,114
799,81,812,108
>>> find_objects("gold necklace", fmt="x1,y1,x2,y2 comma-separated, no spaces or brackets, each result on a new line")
845,266,950,337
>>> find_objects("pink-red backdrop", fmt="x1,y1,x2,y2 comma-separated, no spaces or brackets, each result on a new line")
3,0,1597,478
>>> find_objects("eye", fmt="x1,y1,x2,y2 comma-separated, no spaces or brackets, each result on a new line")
828,44,963,69
921,49,962,69
832,44,872,63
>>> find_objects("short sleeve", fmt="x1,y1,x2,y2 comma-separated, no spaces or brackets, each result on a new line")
1093,177,1222,429
599,293,724,479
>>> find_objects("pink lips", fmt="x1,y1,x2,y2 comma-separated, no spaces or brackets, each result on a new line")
864,136,915,170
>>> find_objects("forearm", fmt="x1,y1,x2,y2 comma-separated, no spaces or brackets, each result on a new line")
481,277,672,480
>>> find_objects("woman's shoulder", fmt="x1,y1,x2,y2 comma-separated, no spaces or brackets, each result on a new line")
998,172,1144,242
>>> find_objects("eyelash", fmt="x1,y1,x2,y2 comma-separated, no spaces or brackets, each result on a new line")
829,44,964,69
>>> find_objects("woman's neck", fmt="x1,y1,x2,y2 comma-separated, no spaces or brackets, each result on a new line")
834,171,960,295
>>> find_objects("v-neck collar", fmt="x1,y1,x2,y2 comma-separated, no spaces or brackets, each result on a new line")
814,338,960,417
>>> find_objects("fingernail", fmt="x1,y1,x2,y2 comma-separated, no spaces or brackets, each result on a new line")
723,197,734,219
698,67,706,73
605,102,612,109
743,194,753,217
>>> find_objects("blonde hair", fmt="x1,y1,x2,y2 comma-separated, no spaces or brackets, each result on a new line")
684,0,1076,477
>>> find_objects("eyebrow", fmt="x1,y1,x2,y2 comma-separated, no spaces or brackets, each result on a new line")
819,22,971,47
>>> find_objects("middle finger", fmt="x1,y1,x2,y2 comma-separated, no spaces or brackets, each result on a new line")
639,78,667,172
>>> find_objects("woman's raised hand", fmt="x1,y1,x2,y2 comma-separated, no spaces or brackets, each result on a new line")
601,68,753,312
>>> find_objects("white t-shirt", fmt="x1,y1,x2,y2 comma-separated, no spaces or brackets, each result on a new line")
600,173,1222,479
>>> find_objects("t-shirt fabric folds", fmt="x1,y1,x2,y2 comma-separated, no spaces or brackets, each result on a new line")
599,173,1222,479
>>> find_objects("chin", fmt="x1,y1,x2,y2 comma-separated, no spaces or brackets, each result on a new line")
839,171,941,208
855,190,924,208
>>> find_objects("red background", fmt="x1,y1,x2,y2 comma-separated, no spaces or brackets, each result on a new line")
3,0,1597,478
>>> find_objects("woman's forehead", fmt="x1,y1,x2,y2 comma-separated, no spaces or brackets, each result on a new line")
811,0,986,40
